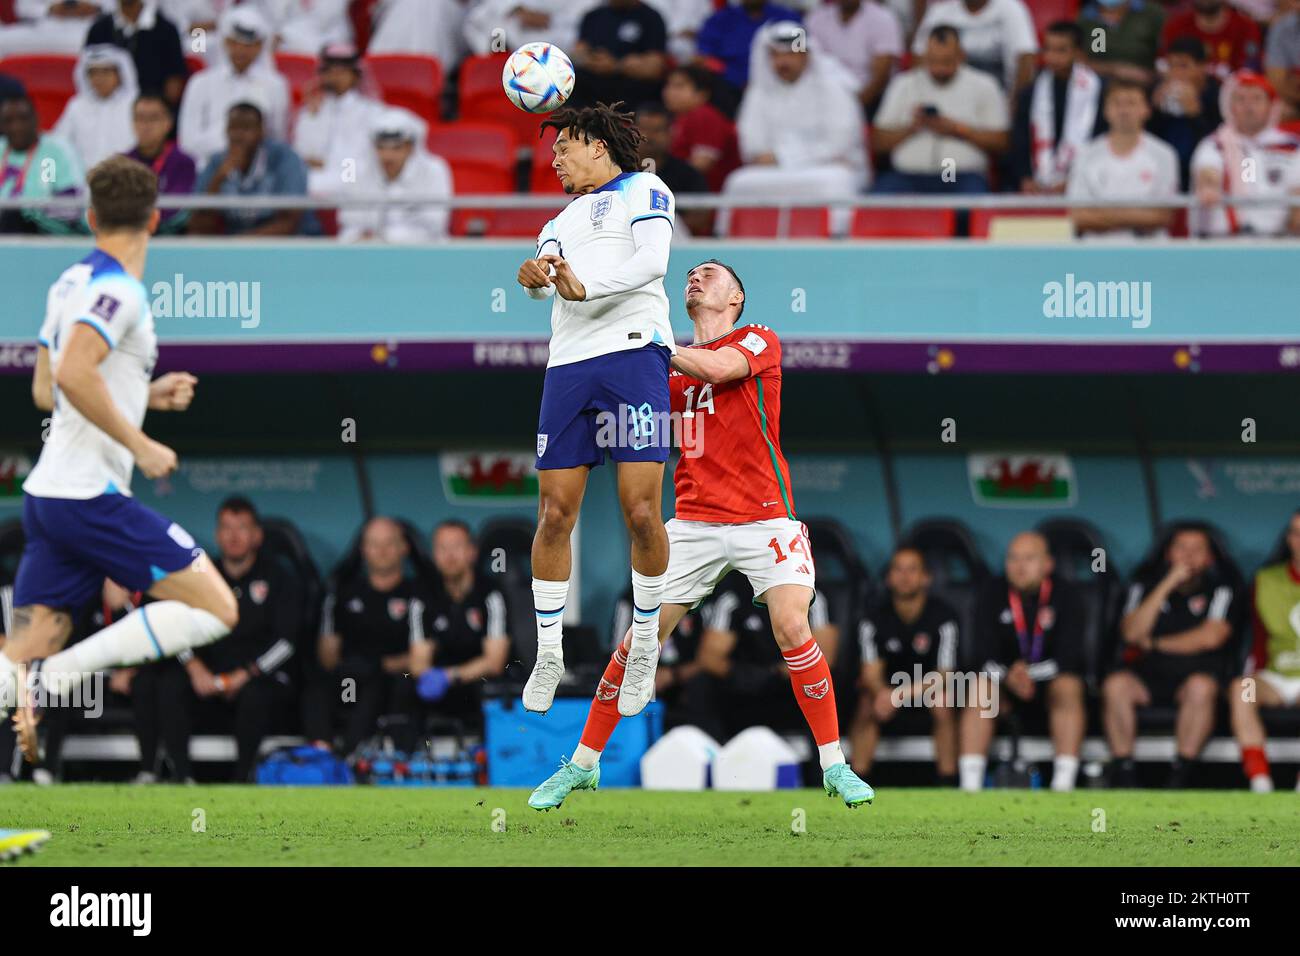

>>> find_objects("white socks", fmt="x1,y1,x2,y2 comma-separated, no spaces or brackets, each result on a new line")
1051,755,1080,792
958,754,986,792
532,578,568,658
572,744,600,770
42,601,229,695
818,741,847,771
629,568,665,652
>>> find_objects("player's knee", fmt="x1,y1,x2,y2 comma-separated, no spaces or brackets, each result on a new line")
770,609,811,648
621,497,661,540
537,495,578,537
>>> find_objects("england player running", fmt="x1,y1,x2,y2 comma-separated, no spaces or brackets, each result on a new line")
528,261,874,810
0,156,238,759
515,103,676,713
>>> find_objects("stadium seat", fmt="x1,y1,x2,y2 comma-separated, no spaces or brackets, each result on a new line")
529,125,563,194
482,208,557,237
968,207,1070,239
426,121,517,171
364,53,444,125
850,207,957,239
262,516,325,649
1036,516,1124,690
725,207,831,238
475,517,540,666
458,53,549,155
274,52,319,107
185,54,206,76
426,122,519,235
1028,0,1080,39
0,54,76,130
899,518,991,665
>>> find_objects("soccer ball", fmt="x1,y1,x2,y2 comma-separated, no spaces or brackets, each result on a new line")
502,42,575,114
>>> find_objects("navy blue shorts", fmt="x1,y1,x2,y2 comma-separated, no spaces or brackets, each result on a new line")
13,493,200,611
535,344,672,471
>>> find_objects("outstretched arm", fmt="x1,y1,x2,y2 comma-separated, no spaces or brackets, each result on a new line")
670,345,749,384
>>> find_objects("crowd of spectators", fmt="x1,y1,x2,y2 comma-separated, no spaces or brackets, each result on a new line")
3,497,1299,790
1,0,1299,237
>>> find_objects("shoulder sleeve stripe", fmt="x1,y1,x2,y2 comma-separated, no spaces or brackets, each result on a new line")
74,317,115,348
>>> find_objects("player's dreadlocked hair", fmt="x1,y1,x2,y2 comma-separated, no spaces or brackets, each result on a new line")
540,101,644,173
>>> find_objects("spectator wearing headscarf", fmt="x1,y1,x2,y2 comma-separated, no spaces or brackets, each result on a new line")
337,107,453,244
294,43,383,196
725,21,868,232
1191,70,1300,236
178,6,291,167
53,45,139,171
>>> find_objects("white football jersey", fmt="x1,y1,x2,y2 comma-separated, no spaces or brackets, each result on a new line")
25,249,157,500
534,170,677,368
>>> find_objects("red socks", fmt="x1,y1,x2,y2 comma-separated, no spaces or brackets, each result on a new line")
1242,745,1270,781
577,637,841,758
782,638,840,746
578,639,629,753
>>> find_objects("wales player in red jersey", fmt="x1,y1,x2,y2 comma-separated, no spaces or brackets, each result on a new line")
529,259,874,810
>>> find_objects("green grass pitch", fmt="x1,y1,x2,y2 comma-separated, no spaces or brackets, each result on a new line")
3,785,1298,866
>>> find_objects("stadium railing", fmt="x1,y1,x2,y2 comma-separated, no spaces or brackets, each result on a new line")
3,193,1299,240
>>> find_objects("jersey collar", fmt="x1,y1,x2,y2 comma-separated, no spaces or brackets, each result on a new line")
592,171,635,193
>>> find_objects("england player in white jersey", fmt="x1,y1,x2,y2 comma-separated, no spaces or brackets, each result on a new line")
515,103,676,713
0,156,239,760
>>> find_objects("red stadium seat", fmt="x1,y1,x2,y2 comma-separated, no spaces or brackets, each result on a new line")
275,52,319,107
0,54,76,130
426,121,518,172
529,126,563,193
185,54,206,75
364,53,443,125
968,207,1069,238
482,207,558,238
426,121,519,236
1028,0,1080,39
725,207,831,238
851,207,956,239
0,0,16,24
459,53,549,155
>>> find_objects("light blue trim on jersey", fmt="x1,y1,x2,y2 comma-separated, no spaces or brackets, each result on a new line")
37,336,50,347
104,480,121,494
149,564,169,583
75,316,115,349
139,604,165,658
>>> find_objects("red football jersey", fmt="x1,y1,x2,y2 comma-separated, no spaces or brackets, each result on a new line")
670,323,795,524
